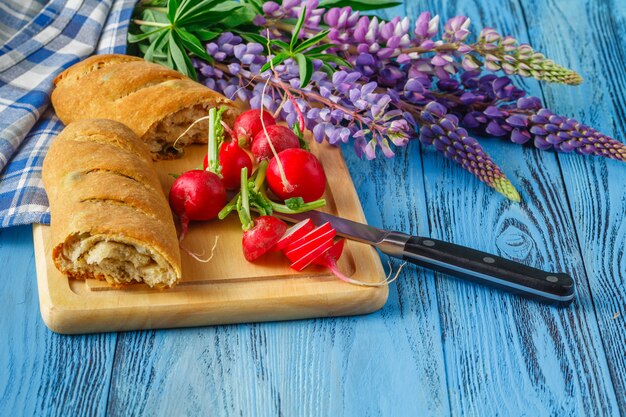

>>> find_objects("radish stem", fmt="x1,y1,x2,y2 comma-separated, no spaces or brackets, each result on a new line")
237,167,253,230
259,187,326,213
206,108,221,175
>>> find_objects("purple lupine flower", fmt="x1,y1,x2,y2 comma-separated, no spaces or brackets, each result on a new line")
418,102,520,201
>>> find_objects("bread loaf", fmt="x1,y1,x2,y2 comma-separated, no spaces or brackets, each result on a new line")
42,119,182,288
51,54,239,159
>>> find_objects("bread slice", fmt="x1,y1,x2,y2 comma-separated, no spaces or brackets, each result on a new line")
42,119,182,288
51,54,239,159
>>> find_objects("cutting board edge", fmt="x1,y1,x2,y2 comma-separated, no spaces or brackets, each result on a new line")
33,142,390,334
34,222,387,334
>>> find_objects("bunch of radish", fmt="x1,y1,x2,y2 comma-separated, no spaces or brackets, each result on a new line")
168,107,394,285
168,106,329,262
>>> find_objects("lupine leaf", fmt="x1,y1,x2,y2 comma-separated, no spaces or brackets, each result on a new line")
241,32,270,53
310,53,352,68
219,4,256,28
319,62,334,77
144,29,168,62
294,29,330,53
194,29,220,41
290,6,307,51
176,29,211,61
169,31,196,79
318,0,401,11
260,52,289,72
271,39,290,51
128,27,165,43
140,8,168,24
176,0,221,23
178,3,242,26
294,53,313,87
240,32,266,45
167,0,179,22
302,43,337,55
240,0,264,13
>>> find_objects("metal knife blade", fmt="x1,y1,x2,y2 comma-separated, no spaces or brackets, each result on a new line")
273,211,411,257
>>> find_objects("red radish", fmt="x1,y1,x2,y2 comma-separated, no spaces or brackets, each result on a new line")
234,109,276,147
284,222,333,253
169,170,226,240
203,140,253,190
273,218,315,252
242,215,288,262
267,148,326,203
310,239,351,279
284,223,332,254
286,229,336,270
313,238,345,267
251,125,300,161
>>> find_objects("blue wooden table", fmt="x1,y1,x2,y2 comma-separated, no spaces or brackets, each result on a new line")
1,0,625,415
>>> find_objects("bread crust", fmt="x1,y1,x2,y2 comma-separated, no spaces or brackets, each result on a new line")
43,119,182,288
51,54,239,158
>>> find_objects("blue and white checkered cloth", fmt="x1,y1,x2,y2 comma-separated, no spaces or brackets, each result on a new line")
0,0,136,227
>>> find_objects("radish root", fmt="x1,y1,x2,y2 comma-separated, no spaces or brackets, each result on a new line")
173,115,211,151
180,235,220,263
331,258,407,287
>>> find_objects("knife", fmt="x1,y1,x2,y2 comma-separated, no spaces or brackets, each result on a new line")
274,211,575,304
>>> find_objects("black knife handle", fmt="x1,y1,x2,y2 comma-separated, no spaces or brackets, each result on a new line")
402,237,575,304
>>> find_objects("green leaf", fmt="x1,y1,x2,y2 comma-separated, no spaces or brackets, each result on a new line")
176,29,212,61
294,53,313,88
144,29,168,62
240,0,264,14
241,32,270,53
178,2,241,26
169,31,196,79
175,0,221,23
260,52,289,73
193,29,220,41
318,0,401,11
290,5,307,51
294,29,330,53
217,4,256,28
128,27,166,43
240,32,266,45
302,43,337,55
166,0,179,22
271,39,290,51
141,8,168,24
319,62,334,78
310,53,352,68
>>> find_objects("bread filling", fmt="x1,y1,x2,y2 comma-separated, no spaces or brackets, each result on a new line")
62,234,178,288
144,104,210,158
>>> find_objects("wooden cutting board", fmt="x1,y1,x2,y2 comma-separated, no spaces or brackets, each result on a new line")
33,140,388,334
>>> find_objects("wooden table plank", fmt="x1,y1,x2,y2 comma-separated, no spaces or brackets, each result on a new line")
1,1,625,416
519,0,626,414
0,226,117,417
406,0,621,415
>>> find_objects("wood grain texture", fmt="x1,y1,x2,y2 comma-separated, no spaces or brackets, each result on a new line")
406,0,620,415
2,0,626,416
0,226,117,417
519,0,626,414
